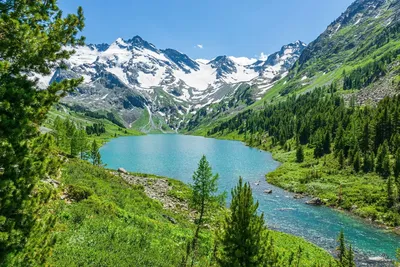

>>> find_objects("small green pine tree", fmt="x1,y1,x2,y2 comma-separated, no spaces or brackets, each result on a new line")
296,145,305,163
353,151,361,173
394,149,400,180
90,140,102,166
190,155,220,250
218,177,265,267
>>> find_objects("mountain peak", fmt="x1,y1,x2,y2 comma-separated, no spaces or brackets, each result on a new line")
208,55,237,78
126,35,158,52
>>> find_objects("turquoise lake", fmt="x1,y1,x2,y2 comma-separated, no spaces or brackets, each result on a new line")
100,134,400,262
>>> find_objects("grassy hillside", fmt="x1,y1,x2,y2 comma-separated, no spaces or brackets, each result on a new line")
185,1,400,136
44,104,143,145
46,159,334,266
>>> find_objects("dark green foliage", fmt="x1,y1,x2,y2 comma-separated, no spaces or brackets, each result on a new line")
90,140,102,166
0,0,84,264
387,176,398,208
53,116,89,158
394,149,400,179
346,245,355,267
362,153,374,173
338,150,345,169
86,123,106,136
68,105,126,129
336,231,356,267
296,145,305,163
208,89,400,177
343,58,386,90
337,231,346,264
353,151,361,173
218,177,265,267
66,184,93,202
376,141,389,176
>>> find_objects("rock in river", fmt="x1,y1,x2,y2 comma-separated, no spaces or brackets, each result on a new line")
305,197,323,206
264,189,273,194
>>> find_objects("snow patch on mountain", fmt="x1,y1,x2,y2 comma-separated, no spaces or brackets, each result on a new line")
41,35,306,130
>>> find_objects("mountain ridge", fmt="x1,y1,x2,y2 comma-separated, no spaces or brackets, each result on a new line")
36,36,306,132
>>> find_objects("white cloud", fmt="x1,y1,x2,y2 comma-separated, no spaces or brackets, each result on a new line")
196,44,203,49
259,52,269,60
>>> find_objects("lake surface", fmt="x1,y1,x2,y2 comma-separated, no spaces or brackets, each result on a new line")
100,134,400,263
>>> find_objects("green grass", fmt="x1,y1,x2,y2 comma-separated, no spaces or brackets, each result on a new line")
49,160,203,267
45,107,143,145
265,144,398,227
47,159,334,266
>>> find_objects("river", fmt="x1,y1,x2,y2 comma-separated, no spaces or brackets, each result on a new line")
100,134,400,265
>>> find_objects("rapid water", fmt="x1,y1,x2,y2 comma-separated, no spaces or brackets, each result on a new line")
100,134,400,263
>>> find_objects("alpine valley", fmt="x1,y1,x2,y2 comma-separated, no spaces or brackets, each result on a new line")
3,0,400,266
34,36,306,132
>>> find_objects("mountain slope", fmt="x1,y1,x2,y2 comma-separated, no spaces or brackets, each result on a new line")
185,0,400,134
183,0,400,241
282,0,400,98
34,37,305,132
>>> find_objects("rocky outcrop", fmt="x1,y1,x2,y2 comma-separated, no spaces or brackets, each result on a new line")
117,167,128,174
114,171,193,219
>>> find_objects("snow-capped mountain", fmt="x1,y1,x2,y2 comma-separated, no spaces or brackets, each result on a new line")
40,36,306,132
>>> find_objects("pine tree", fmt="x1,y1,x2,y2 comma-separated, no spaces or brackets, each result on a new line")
353,151,361,173
360,122,370,153
334,125,345,156
70,131,79,157
90,140,102,166
394,149,400,180
338,150,345,169
382,154,391,179
190,155,220,255
296,145,305,163
337,230,347,264
376,141,389,177
323,131,331,154
363,153,374,173
218,177,265,267
347,245,356,267
77,129,89,159
387,176,398,208
0,1,84,264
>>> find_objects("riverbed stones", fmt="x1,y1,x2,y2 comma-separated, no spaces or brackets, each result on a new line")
264,189,272,194
294,194,305,199
305,197,323,206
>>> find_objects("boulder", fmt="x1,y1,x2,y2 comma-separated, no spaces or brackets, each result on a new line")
305,197,323,206
264,189,273,194
294,194,305,199
117,167,128,174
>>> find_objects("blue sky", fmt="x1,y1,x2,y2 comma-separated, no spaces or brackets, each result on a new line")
59,0,354,59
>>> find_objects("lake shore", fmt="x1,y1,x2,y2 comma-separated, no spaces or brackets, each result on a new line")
188,131,400,238
100,134,400,262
